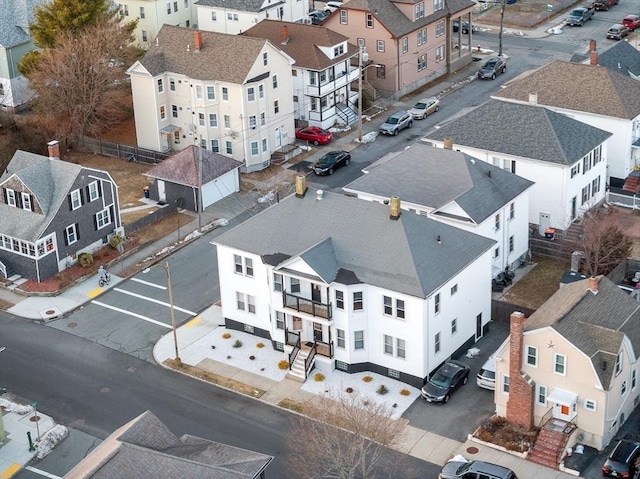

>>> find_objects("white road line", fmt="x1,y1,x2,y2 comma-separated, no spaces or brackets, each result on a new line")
113,288,198,316
25,466,63,479
91,301,171,329
130,277,167,290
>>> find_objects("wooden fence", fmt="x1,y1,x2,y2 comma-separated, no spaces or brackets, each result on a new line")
77,136,171,165
491,300,536,324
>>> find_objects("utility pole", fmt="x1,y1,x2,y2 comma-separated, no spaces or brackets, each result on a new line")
498,0,506,57
197,144,203,231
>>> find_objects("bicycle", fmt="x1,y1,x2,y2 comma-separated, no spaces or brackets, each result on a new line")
98,271,112,287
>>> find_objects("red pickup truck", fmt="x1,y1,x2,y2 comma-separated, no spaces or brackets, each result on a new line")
592,0,617,11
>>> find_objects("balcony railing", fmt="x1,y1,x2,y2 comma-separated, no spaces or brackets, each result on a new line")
283,292,332,319
315,340,333,358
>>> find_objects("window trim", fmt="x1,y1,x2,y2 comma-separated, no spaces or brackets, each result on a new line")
354,330,364,350
554,353,566,375
526,345,537,367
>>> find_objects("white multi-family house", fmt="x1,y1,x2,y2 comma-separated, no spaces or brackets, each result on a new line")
243,20,360,129
496,276,640,459
114,0,196,47
127,25,296,172
493,60,640,190
423,99,612,232
211,180,496,387
195,0,308,35
343,142,533,279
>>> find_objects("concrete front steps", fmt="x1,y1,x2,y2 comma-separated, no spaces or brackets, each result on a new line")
528,421,575,469
6,274,28,291
286,348,310,382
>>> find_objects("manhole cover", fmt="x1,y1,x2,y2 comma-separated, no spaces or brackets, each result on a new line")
67,322,77,328
30,415,41,422
466,446,479,454
100,387,110,393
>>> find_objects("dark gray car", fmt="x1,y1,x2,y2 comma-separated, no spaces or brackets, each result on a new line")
477,56,507,80
379,111,413,136
439,460,518,479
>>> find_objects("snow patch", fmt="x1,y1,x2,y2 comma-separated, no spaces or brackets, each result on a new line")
0,398,33,414
354,131,378,144
466,347,481,359
36,424,69,460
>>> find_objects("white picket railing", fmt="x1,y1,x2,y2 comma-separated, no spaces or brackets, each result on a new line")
606,191,640,210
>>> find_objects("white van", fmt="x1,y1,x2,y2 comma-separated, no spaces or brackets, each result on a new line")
476,357,496,390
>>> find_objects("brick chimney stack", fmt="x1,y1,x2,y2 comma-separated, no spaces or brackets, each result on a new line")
589,39,597,65
506,311,535,430
443,138,453,150
295,175,307,198
281,25,289,44
389,196,401,220
194,30,203,51
588,276,599,294
47,140,60,160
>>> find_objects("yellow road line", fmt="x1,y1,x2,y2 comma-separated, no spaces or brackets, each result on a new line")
87,288,103,299
1,463,21,478
184,317,201,328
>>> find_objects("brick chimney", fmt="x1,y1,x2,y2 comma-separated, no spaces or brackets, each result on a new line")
194,30,203,51
389,196,401,220
506,311,535,430
47,140,60,160
281,25,289,45
443,138,453,150
295,175,307,198
588,276,599,294
589,39,597,65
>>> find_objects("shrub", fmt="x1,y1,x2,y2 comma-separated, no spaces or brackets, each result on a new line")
78,253,93,268
376,384,389,395
278,360,289,370
314,373,325,382
256,342,265,348
362,375,373,383
474,415,537,452
227,355,231,360
400,389,411,396
232,339,242,348
109,234,124,249
222,333,231,339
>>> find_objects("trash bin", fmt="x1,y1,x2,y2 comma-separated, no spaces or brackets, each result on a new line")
544,228,555,240
143,186,150,199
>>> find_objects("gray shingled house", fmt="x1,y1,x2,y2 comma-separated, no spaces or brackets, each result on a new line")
65,410,273,478
144,145,242,211
423,99,612,232
0,141,122,283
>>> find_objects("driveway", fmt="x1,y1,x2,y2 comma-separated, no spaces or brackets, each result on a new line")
402,321,509,442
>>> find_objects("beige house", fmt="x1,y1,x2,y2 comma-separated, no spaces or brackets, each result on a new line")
127,25,295,172
494,276,640,458
321,0,475,97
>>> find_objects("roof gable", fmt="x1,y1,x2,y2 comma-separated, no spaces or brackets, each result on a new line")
425,99,612,165
493,60,640,119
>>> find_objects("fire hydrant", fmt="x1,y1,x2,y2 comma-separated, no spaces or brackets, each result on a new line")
477,44,482,52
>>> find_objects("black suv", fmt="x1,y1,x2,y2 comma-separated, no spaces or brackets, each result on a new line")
421,359,470,403
602,440,640,478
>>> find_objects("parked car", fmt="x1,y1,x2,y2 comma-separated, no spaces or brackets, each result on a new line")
621,14,640,30
409,97,440,119
607,23,630,40
602,440,640,478
439,460,518,479
593,0,618,10
295,126,332,145
308,10,328,24
566,6,595,26
379,111,413,135
324,1,343,13
476,356,496,390
310,151,350,175
478,56,507,80
452,20,477,33
421,359,470,403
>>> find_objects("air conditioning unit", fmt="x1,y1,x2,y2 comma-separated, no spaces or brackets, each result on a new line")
362,52,370,62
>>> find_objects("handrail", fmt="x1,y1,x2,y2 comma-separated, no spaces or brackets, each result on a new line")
288,338,301,370
538,407,553,428
304,344,317,377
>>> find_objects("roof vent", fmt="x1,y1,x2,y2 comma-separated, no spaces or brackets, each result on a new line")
437,235,441,244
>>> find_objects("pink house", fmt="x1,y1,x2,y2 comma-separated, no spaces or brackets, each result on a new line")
322,0,475,96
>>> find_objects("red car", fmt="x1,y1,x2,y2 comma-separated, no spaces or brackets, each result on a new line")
295,127,332,145
621,15,640,30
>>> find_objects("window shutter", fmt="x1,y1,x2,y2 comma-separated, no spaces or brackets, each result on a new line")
3,189,7,204
68,194,73,211
79,189,85,205
94,214,98,230
64,230,69,246
75,223,80,241
109,205,114,224
85,186,90,201
30,195,35,211
97,181,102,197
16,193,22,209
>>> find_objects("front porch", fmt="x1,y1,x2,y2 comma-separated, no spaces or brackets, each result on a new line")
285,328,334,382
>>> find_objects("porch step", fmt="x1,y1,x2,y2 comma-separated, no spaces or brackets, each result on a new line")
8,274,21,283
528,426,569,470
287,348,311,382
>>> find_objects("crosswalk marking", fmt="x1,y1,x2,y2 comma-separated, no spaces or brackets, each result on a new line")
91,301,171,329
113,288,198,316
25,467,63,479
130,277,167,290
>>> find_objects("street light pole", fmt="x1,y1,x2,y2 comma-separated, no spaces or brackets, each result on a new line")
162,260,181,366
498,0,506,57
357,45,382,143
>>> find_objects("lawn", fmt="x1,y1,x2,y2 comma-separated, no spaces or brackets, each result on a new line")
503,257,568,310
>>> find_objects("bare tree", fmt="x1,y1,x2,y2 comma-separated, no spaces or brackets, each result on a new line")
28,21,133,142
577,205,632,277
287,390,407,479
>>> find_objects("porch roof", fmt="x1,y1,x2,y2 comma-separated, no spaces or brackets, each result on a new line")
548,388,578,406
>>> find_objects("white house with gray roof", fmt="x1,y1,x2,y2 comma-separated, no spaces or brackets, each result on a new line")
0,142,122,283
495,276,640,451
211,182,496,387
196,0,308,35
424,99,612,232
127,25,295,172
493,60,640,189
343,143,533,279
0,0,47,111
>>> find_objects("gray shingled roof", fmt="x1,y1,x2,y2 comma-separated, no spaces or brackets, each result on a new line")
0,150,93,242
339,0,473,37
493,60,640,120
195,0,266,12
571,41,640,78
213,190,495,298
144,145,242,187
134,25,271,83
343,143,533,224
425,99,612,165
87,411,273,479
242,20,358,71
0,0,43,49
524,276,640,391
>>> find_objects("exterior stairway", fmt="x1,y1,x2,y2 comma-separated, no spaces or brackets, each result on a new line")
286,348,310,383
622,170,640,194
528,421,575,469
336,102,357,126
528,221,583,263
